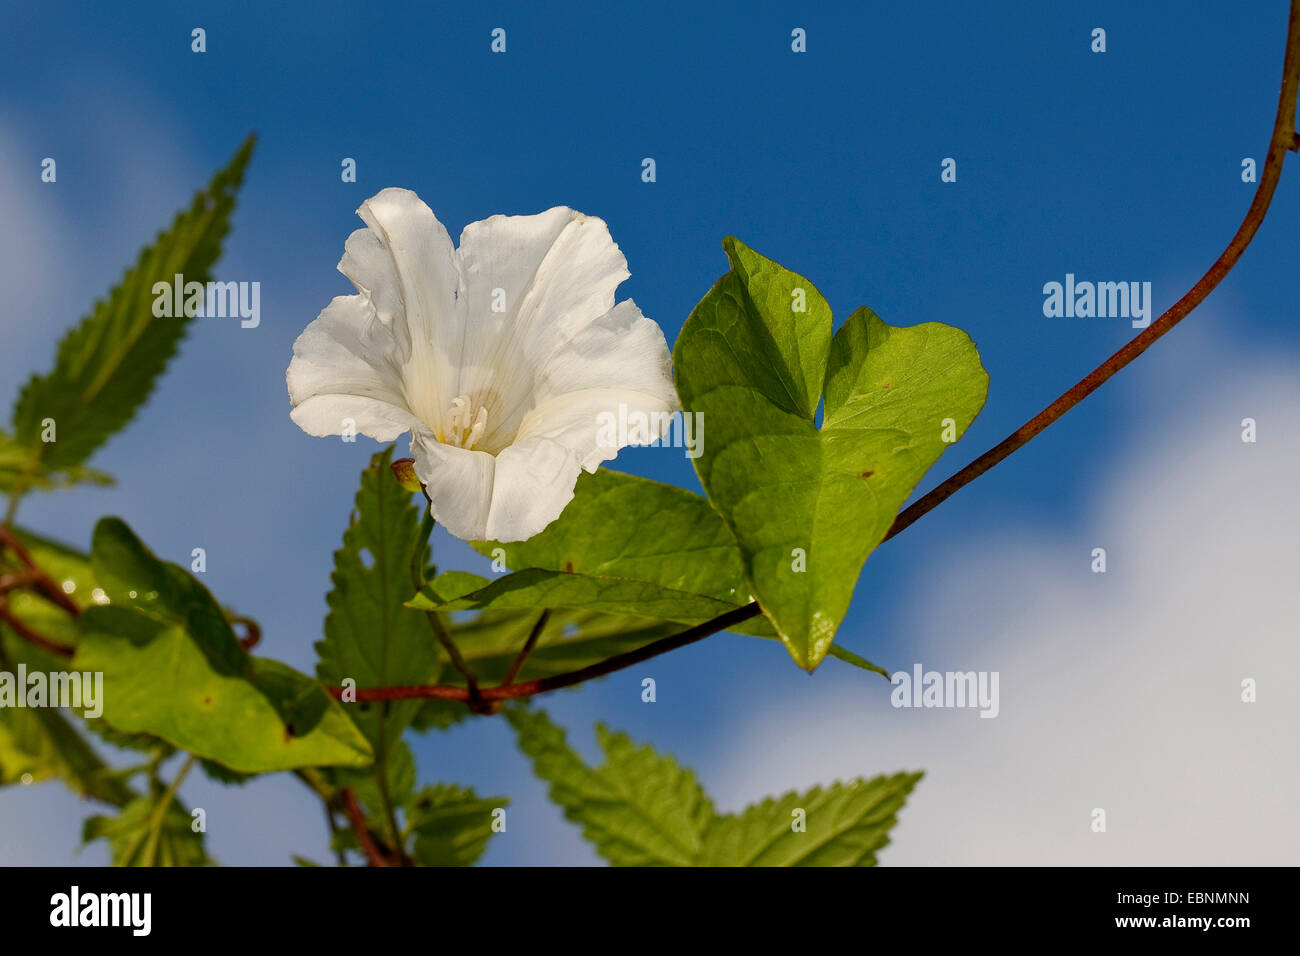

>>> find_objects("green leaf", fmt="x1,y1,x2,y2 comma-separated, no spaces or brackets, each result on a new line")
441,608,680,686
468,470,770,639
314,447,440,747
508,706,920,867
407,784,508,867
474,469,763,614
413,567,753,629
0,702,132,806
74,518,372,773
0,527,101,655
0,430,113,493
674,237,988,669
423,469,889,680
698,773,923,866
8,136,255,481
506,706,714,866
82,792,210,867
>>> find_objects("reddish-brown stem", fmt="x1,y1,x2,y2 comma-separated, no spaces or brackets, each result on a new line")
326,6,1300,711
0,601,74,657
231,616,261,651
327,603,761,703
886,0,1300,540
500,609,550,687
340,787,393,868
0,525,82,619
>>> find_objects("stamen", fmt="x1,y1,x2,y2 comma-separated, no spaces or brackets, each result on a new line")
442,395,489,450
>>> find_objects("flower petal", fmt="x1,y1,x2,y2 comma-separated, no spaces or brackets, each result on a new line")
484,436,584,542
410,430,496,542
287,294,420,441
454,209,632,449
340,188,467,432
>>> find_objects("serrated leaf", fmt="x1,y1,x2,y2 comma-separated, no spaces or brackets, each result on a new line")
0,430,113,493
407,783,508,867
74,518,372,773
8,137,254,480
314,447,440,748
674,237,988,669
506,706,713,866
508,706,919,867
700,772,922,866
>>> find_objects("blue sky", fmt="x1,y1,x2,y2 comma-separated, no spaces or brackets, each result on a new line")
2,1,1297,865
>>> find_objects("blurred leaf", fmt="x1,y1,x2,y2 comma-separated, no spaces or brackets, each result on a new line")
0,431,113,492
674,237,988,668
315,447,439,748
407,784,507,867
508,706,919,867
0,700,132,806
8,136,255,480
74,518,372,773
82,791,210,867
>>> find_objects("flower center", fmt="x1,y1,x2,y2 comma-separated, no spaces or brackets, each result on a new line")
439,394,489,450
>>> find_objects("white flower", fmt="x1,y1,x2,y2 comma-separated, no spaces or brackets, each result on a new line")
287,188,679,542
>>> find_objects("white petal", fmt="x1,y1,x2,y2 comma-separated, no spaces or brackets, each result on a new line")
342,188,467,432
411,430,495,541
454,209,632,449
287,294,420,441
484,436,584,542
411,429,584,543
509,298,680,469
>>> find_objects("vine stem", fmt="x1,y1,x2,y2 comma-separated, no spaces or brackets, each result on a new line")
886,0,1300,539
328,603,761,703
327,2,1300,709
141,753,195,868
341,786,393,867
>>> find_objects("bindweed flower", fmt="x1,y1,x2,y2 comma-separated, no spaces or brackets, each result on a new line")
287,188,679,542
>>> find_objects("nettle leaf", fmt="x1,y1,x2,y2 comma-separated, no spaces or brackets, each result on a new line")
0,430,114,493
8,136,255,479
674,238,988,669
509,706,920,867
74,518,372,773
315,447,440,747
698,773,923,866
507,706,713,866
407,783,508,867
82,792,211,867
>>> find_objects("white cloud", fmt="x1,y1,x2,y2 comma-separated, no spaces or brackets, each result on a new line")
706,357,1300,865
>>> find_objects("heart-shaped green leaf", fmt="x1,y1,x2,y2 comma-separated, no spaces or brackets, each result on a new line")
674,238,989,669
